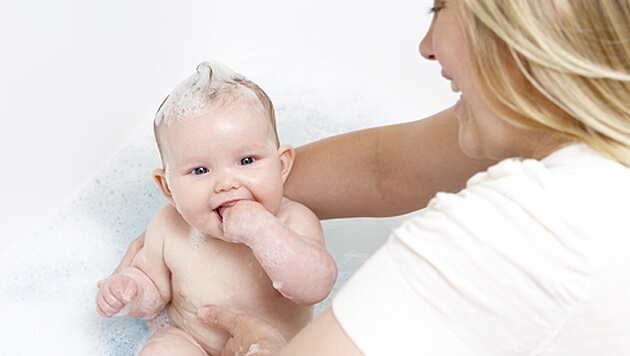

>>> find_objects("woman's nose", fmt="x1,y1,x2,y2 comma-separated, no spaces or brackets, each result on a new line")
419,22,436,60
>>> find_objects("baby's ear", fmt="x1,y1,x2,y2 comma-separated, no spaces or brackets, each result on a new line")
277,144,295,184
152,168,176,206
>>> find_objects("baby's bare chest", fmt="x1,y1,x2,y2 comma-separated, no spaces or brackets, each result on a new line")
161,231,311,350
165,234,277,311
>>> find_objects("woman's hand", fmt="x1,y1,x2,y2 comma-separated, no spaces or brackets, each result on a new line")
198,306,287,356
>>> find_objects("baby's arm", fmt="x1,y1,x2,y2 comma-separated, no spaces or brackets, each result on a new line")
96,205,173,319
222,199,337,306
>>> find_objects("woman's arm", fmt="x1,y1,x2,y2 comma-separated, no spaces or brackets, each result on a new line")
107,108,492,276
284,107,494,219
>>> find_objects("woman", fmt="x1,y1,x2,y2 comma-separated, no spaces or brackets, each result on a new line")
199,0,630,354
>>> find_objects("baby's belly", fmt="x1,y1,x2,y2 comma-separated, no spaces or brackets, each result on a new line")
167,303,230,356
163,237,314,354
166,289,313,355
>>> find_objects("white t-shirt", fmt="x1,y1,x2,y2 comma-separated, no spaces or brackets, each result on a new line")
333,144,630,355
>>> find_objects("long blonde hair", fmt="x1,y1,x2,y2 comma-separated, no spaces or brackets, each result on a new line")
460,0,630,165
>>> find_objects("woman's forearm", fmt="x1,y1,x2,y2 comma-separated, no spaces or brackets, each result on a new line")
284,108,495,219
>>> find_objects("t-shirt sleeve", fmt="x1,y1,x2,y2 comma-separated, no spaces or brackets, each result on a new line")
332,159,591,355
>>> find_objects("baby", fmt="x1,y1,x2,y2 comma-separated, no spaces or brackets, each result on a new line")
96,61,337,355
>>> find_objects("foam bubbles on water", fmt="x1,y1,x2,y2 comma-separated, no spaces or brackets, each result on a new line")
0,59,393,354
246,343,273,355
115,301,133,317
146,308,172,332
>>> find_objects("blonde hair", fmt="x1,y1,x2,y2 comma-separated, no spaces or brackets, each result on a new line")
154,61,279,159
460,0,630,165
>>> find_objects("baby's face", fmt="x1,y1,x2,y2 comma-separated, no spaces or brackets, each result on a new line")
159,96,289,239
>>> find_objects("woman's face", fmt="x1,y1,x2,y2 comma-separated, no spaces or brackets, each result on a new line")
419,0,547,160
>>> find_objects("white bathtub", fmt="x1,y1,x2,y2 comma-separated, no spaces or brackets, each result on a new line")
0,60,420,354
0,0,457,258
0,2,457,353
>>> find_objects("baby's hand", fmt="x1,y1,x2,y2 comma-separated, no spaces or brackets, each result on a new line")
96,274,138,317
221,200,271,246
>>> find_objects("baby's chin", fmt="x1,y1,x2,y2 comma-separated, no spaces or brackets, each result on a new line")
188,225,225,244
182,213,223,236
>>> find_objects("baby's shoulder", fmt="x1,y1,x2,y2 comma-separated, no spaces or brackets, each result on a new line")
146,204,189,239
276,197,323,238
276,197,316,220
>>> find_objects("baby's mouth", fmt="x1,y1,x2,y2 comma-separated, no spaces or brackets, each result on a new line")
214,201,237,223
215,208,223,223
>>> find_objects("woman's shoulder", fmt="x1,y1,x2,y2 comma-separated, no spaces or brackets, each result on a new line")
466,143,630,186
386,144,630,353
420,144,629,239
394,144,629,297
448,144,630,215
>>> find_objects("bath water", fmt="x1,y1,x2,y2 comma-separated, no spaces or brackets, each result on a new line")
0,59,412,354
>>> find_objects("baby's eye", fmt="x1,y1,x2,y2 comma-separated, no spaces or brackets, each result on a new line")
239,157,255,166
192,167,209,175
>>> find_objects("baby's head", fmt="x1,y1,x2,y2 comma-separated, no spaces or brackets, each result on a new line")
151,61,294,238
154,60,279,158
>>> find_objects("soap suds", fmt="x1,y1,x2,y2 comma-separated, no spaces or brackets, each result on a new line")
189,229,207,249
154,61,247,127
0,59,391,354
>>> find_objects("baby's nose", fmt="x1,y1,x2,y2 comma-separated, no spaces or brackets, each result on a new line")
213,170,241,193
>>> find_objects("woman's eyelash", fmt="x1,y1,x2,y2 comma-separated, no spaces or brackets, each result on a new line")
428,1,445,15
428,6,443,15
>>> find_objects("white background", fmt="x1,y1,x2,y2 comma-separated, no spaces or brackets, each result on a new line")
0,0,456,256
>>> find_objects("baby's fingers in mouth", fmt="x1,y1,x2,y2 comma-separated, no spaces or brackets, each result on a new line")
215,201,238,223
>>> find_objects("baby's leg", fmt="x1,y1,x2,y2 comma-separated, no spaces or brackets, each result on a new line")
139,326,207,356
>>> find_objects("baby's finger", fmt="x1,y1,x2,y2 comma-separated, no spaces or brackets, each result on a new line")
96,297,117,317
96,292,121,317
122,280,138,304
104,284,127,308
96,301,108,317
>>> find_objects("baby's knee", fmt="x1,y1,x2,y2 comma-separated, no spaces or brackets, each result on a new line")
139,326,207,356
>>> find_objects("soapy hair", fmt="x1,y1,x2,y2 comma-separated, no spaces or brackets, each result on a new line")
154,60,279,156
460,0,630,165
